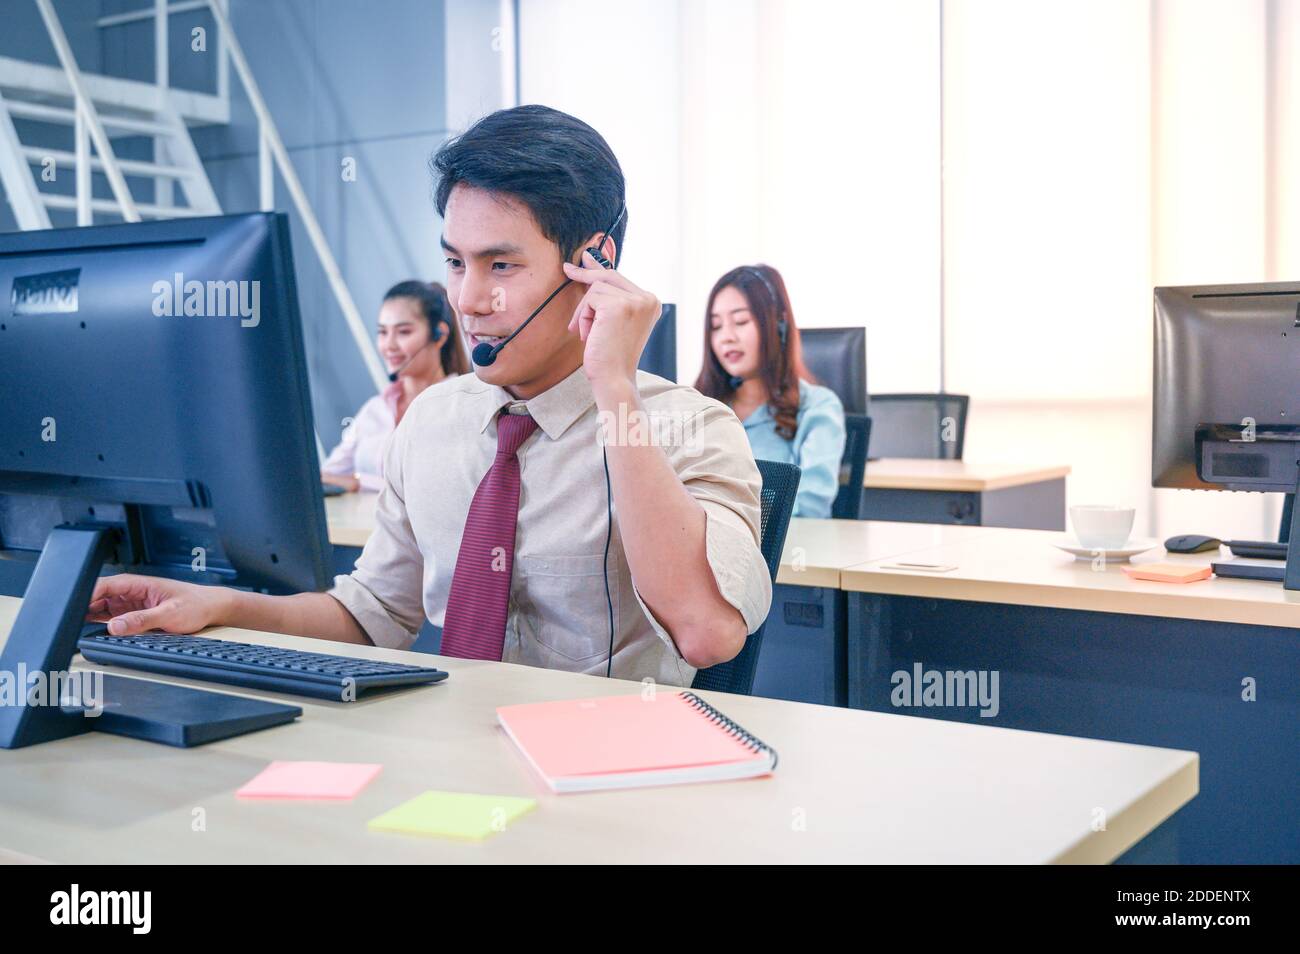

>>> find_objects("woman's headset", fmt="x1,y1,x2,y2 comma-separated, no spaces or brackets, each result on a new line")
722,265,789,389
386,286,454,382
743,265,788,346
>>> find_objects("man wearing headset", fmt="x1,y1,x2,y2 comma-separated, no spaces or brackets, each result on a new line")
87,105,772,686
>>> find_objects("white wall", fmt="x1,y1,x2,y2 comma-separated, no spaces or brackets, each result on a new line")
1276,0,1300,281
1148,0,1276,539
946,0,1296,540
518,0,683,365
513,0,1300,541
735,0,941,395
519,0,942,392
942,0,1151,402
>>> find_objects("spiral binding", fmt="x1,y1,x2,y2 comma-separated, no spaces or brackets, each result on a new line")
679,691,779,769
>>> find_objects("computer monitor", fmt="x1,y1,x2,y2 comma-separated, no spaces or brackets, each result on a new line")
0,212,331,747
1153,280,1300,587
638,303,677,381
799,327,867,415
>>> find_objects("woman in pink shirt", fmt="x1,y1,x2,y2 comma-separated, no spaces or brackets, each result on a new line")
321,281,469,492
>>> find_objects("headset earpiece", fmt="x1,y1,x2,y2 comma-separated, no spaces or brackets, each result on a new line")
585,246,613,270
743,265,788,350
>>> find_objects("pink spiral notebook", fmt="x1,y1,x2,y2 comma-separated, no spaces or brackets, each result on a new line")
496,691,779,793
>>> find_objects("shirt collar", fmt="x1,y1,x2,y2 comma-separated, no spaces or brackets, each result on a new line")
476,365,596,441
741,402,771,428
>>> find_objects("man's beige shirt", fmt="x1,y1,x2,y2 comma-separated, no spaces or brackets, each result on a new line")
329,367,772,686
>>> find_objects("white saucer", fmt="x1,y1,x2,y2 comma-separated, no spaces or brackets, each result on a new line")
1051,536,1161,562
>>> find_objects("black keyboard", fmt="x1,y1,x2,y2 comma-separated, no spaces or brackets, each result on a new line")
78,633,448,702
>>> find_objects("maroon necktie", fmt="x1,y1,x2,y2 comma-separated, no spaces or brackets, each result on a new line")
440,410,539,660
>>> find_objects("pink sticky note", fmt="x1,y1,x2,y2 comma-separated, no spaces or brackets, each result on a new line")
236,761,382,800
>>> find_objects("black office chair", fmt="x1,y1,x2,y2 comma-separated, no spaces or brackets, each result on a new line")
637,303,677,382
799,327,867,415
832,413,872,520
867,393,969,459
692,459,801,696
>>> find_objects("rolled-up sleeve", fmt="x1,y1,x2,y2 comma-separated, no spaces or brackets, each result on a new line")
327,423,425,650
632,402,773,643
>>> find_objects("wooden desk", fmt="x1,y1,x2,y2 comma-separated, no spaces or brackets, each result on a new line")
836,526,1299,864
841,529,1300,627
0,596,1195,864
776,518,1000,587
860,459,1070,530
325,492,378,549
761,521,1001,706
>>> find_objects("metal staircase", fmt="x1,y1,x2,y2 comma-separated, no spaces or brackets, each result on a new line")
0,0,386,391
0,0,225,228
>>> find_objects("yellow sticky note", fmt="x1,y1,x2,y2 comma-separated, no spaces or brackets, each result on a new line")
367,790,536,841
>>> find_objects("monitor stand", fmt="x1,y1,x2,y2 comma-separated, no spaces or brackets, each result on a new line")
0,525,299,750
1212,473,1300,589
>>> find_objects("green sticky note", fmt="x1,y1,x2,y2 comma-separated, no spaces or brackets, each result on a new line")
367,790,536,841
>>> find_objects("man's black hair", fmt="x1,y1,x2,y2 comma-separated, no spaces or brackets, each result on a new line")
431,104,627,266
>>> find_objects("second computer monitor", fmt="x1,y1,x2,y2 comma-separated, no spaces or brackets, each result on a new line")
1153,281,1300,493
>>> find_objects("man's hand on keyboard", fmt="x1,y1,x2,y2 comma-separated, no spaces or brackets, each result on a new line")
86,574,231,636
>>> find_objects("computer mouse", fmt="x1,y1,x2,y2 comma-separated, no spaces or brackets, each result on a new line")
1164,534,1223,553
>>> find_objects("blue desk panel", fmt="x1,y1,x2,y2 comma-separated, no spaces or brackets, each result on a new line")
846,592,1299,864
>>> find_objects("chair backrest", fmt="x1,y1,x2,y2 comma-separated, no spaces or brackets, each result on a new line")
832,413,872,519
691,458,801,695
799,327,866,415
638,303,677,382
867,393,969,459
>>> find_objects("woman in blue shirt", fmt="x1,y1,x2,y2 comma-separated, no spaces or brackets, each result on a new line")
694,264,846,518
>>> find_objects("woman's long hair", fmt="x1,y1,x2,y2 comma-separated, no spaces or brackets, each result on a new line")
383,280,470,376
694,264,816,440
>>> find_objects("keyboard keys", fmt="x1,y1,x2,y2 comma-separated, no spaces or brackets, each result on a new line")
77,633,447,701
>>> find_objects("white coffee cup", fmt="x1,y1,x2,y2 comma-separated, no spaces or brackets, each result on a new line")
1069,505,1135,550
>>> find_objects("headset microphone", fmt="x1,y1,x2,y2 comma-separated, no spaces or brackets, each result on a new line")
386,331,441,382
727,374,745,390
471,280,573,367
